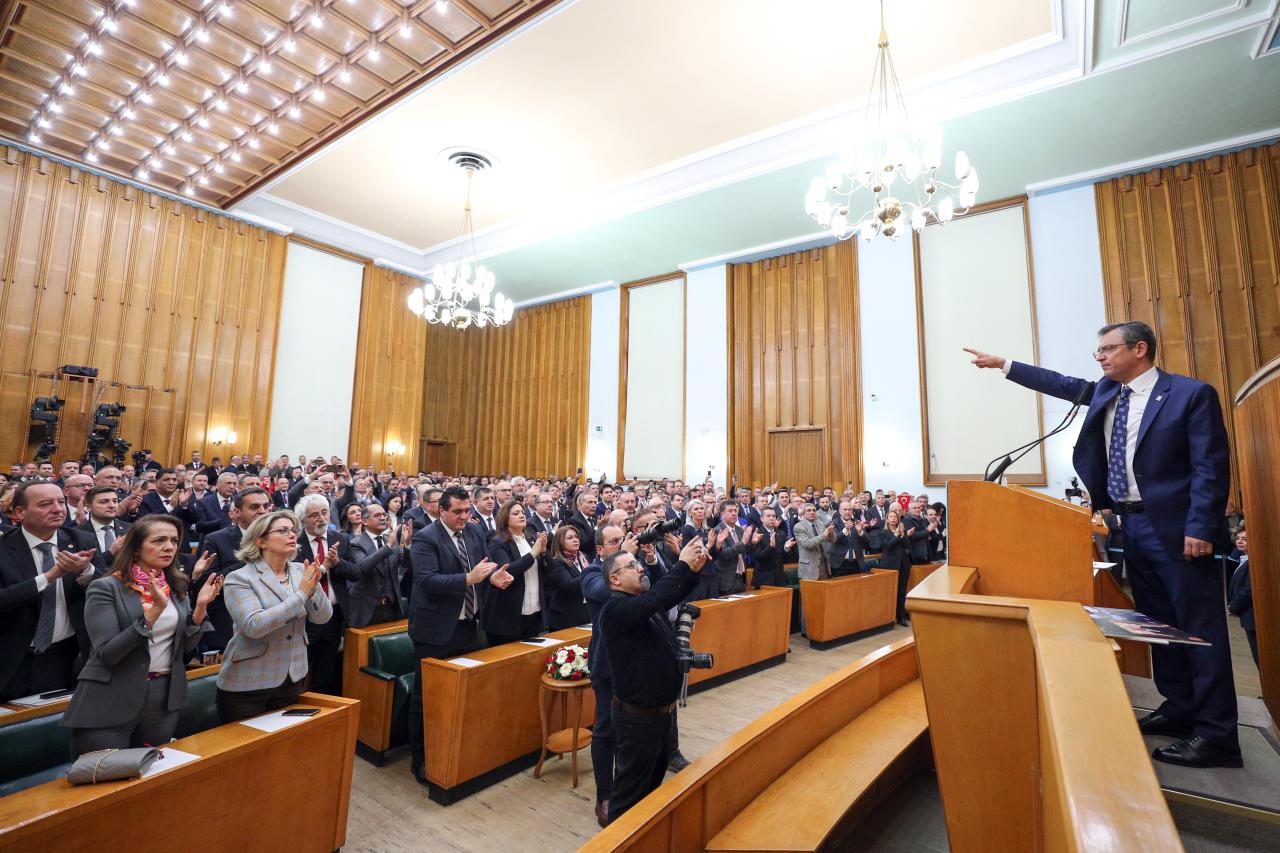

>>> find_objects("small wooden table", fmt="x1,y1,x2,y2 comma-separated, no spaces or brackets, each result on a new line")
534,674,593,787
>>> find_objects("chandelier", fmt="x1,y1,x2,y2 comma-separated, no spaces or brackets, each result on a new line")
804,0,978,241
407,151,514,329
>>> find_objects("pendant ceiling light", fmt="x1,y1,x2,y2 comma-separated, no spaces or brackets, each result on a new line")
407,151,514,329
804,0,979,241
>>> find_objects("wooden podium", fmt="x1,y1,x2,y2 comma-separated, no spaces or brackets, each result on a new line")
907,480,1179,852
1234,354,1280,722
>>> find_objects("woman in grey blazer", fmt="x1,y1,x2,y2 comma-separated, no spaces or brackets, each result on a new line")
215,510,332,723
62,514,221,757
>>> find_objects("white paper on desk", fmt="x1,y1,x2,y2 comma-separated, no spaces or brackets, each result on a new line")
729,593,753,599
448,657,485,667
7,691,73,708
1093,561,1117,570
519,638,558,646
711,597,735,601
0,707,15,716
577,624,592,630
237,709,317,733
141,748,200,777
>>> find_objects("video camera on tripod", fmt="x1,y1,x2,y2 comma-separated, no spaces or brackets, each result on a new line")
674,603,713,707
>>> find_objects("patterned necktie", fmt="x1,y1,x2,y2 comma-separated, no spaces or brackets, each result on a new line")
34,543,57,652
375,535,386,550
101,524,115,552
314,537,331,594
455,532,477,619
1107,386,1133,503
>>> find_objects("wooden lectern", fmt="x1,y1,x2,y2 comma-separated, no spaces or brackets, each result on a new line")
1234,354,1280,722
908,480,1179,852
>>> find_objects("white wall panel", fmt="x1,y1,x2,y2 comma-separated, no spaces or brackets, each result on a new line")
268,242,364,460
622,278,684,479
918,203,1041,482
586,288,621,479
684,265,727,486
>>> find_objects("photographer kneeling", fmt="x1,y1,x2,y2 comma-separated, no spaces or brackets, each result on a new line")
598,537,708,823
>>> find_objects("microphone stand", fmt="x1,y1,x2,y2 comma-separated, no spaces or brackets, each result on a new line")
984,381,1095,483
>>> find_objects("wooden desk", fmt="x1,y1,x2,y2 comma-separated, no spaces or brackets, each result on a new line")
686,587,791,687
0,693,358,852
907,561,943,592
799,570,897,648
0,664,221,727
423,628,596,804
342,619,409,760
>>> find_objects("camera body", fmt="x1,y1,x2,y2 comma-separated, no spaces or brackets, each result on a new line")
673,603,714,673
636,516,682,546
1065,476,1084,503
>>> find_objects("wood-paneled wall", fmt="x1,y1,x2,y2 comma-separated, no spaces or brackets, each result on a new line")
728,241,864,490
348,265,428,472
1095,142,1280,494
420,296,591,477
0,145,287,468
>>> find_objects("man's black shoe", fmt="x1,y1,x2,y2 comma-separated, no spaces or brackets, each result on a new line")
1151,736,1243,768
1136,711,1193,737
667,751,690,772
595,800,610,828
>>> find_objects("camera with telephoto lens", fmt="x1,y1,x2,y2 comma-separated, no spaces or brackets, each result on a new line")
673,603,714,673
636,516,683,546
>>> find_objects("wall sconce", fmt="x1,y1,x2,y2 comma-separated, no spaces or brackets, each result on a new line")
385,440,405,456
209,427,238,446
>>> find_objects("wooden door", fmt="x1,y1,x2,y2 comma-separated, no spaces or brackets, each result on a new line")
768,428,826,491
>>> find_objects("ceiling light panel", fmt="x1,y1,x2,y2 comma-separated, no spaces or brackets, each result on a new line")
0,0,563,206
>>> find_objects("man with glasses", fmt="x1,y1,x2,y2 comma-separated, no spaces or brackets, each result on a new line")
967,320,1238,769
294,493,357,695
346,503,411,628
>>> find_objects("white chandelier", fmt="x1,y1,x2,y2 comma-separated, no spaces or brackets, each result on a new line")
805,0,978,241
407,152,514,329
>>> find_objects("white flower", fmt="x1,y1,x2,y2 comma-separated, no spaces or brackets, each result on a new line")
559,663,572,677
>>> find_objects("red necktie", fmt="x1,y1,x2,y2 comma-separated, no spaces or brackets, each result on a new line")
315,537,331,594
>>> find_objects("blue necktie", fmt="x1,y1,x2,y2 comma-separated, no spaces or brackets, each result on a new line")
1107,386,1133,503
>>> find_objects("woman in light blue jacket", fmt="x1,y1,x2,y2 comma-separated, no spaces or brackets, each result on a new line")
215,510,331,723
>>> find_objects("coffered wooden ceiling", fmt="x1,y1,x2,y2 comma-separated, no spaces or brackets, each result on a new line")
0,0,562,207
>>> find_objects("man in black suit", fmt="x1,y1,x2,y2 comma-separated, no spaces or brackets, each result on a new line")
78,486,131,557
666,493,687,525
193,487,273,651
470,486,497,535
294,493,359,695
0,481,106,701
528,492,559,541
406,486,496,785
708,501,757,595
751,508,791,588
903,497,934,565
137,450,162,474
924,506,947,562
736,488,757,527
346,503,410,628
568,492,599,561
827,499,870,576
136,468,198,526
59,473,93,529
195,472,238,538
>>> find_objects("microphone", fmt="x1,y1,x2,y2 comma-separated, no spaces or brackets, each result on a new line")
984,381,1096,483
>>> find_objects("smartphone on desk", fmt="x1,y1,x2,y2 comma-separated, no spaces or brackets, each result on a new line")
281,708,321,717
39,689,73,701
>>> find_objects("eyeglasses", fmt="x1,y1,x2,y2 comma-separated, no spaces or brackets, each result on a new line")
1093,343,1131,357
266,527,297,537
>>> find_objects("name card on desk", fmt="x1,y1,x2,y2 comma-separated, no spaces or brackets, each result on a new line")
238,710,318,733
141,748,200,778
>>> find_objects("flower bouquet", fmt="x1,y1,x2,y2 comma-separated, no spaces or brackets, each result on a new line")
546,643,589,681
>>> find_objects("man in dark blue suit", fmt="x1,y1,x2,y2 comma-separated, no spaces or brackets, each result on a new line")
405,486,495,786
967,320,1239,767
